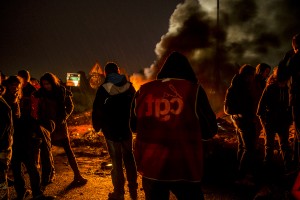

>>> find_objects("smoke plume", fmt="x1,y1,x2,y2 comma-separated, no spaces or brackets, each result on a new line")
147,0,300,111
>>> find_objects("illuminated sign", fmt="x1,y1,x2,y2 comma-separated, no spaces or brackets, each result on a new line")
66,73,80,87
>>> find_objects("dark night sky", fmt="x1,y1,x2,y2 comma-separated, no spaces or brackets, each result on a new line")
0,1,181,79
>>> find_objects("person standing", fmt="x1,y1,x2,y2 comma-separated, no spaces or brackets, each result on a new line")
284,33,300,167
224,64,257,185
35,72,87,187
0,85,14,200
257,67,292,171
3,76,56,200
253,63,271,148
92,62,138,200
253,66,293,200
130,52,218,200
18,70,55,189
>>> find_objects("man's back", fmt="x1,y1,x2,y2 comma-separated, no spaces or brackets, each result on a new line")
92,74,135,141
132,78,205,181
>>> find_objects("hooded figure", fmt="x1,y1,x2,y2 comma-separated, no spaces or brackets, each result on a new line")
130,51,217,200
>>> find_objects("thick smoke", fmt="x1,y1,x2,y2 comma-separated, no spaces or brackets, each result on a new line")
147,0,300,111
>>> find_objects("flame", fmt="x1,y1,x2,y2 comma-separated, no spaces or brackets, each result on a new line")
129,73,150,91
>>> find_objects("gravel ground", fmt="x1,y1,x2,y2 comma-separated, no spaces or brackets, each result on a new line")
6,116,298,199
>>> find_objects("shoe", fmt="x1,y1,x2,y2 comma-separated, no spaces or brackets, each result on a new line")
108,192,124,200
72,176,88,186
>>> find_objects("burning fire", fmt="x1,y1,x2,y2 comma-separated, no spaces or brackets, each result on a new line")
129,73,151,91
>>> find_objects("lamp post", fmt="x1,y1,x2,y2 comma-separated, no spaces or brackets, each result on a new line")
214,0,220,92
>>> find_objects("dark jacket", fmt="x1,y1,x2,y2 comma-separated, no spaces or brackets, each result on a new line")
257,83,292,128
13,82,39,149
253,74,267,107
35,86,74,143
0,96,14,168
20,82,37,117
287,51,300,102
224,74,256,118
92,74,136,141
130,52,217,181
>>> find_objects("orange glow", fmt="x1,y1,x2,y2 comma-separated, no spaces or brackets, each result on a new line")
129,73,150,91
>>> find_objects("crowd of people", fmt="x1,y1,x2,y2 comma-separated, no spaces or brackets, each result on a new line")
92,52,217,200
0,71,87,200
224,33,300,199
1,33,300,200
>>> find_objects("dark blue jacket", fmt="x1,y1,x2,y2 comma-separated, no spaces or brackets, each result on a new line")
92,74,135,141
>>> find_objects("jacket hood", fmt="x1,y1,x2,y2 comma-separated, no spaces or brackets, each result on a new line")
157,51,198,83
103,73,131,95
102,82,131,95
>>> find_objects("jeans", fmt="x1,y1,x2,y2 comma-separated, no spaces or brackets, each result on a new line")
142,177,204,200
54,138,81,178
11,147,43,198
106,137,138,195
40,138,55,185
264,125,291,167
232,115,256,175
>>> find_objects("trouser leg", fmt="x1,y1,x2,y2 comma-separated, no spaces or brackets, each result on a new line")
293,105,300,165
62,139,81,177
171,181,204,200
11,151,26,198
264,130,275,165
40,141,55,185
121,138,137,191
142,177,169,200
23,147,43,197
278,127,291,169
106,139,125,195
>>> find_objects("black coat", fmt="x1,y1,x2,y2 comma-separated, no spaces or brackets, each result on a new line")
257,83,292,128
92,75,135,141
224,74,256,119
35,86,74,143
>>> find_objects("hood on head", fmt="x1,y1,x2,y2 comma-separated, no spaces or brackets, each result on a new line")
157,51,198,83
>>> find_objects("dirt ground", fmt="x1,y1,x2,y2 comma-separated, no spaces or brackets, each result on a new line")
7,113,299,200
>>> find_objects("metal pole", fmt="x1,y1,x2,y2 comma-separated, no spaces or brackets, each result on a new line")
214,0,220,91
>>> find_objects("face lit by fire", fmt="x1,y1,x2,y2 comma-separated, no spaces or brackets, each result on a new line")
42,80,53,91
